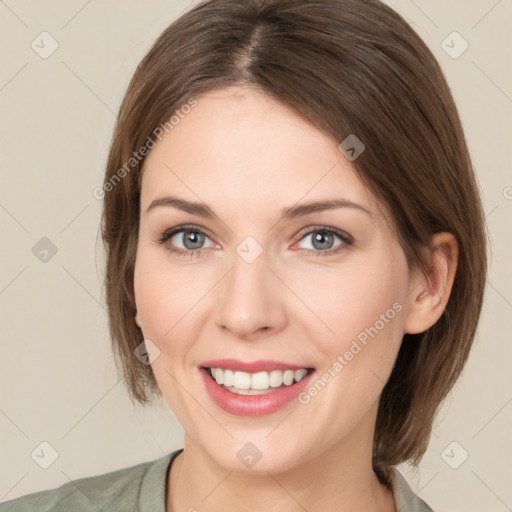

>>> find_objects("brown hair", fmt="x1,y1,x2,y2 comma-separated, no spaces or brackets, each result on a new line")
100,0,488,487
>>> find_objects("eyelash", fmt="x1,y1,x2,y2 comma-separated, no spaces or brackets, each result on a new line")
156,224,353,259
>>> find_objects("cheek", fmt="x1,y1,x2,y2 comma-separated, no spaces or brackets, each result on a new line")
133,262,169,338
133,249,197,412
133,247,204,339
293,254,408,437
304,247,408,375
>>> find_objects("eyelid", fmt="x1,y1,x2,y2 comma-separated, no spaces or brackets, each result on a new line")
155,223,216,246
156,223,353,257
293,225,354,245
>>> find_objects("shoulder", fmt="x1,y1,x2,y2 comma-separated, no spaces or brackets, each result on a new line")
0,450,182,512
391,467,435,512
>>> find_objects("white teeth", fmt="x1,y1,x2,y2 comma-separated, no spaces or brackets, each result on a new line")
222,387,275,396
282,370,295,386
208,367,310,392
233,371,251,390
295,368,308,382
222,369,234,387
251,371,270,390
213,368,223,385
269,370,283,388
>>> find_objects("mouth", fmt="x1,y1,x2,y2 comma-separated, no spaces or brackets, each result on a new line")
200,366,315,395
199,363,316,416
198,358,317,416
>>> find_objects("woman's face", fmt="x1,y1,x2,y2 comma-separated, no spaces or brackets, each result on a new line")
134,86,417,473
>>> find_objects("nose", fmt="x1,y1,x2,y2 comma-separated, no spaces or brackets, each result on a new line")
214,248,287,340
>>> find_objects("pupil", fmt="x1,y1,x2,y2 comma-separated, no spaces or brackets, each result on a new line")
184,231,204,249
313,231,333,250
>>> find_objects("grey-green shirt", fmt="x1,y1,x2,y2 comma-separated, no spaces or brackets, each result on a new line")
0,448,433,511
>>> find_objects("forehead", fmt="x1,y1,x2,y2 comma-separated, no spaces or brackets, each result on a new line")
140,86,379,223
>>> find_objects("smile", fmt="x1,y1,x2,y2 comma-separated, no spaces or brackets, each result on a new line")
206,367,314,394
198,362,316,416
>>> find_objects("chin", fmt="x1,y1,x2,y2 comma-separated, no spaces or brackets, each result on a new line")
198,436,309,475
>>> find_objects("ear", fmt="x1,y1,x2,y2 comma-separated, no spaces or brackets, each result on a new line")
131,278,142,329
135,311,142,329
403,232,459,334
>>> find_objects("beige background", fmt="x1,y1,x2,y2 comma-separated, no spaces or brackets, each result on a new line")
1,0,511,510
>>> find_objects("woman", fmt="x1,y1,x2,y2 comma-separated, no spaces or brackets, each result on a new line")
1,0,487,511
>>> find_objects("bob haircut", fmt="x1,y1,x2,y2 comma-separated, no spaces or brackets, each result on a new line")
100,0,488,487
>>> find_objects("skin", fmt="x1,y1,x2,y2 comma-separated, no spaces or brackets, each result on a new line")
133,86,458,512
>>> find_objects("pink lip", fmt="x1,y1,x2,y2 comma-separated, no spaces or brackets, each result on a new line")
199,366,316,417
200,358,313,373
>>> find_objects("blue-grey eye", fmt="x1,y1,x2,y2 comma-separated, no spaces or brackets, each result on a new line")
170,229,213,250
298,229,343,251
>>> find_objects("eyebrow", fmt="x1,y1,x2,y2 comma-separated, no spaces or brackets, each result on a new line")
145,195,373,220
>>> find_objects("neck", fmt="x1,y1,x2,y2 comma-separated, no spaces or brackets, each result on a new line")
166,430,395,512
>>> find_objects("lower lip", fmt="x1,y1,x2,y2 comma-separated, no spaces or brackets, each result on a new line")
199,367,316,417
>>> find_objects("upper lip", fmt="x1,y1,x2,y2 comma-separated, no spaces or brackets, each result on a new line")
200,359,314,373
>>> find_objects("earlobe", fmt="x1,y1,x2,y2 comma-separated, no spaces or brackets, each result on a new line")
404,232,458,334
